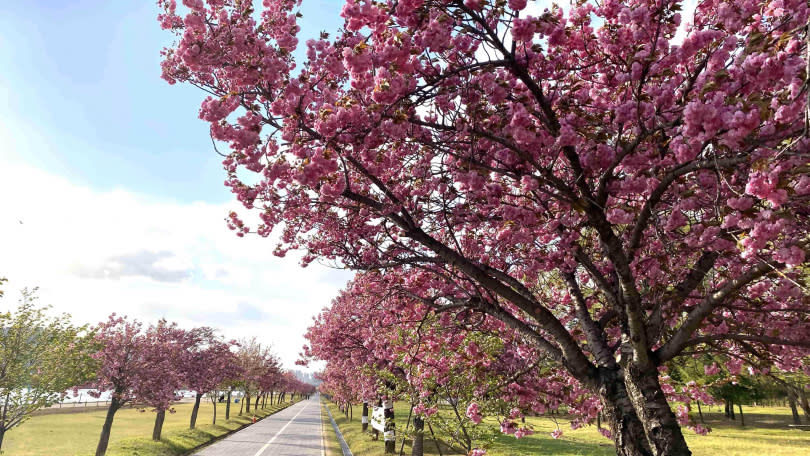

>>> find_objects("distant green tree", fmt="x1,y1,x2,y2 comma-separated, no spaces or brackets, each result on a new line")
0,288,98,452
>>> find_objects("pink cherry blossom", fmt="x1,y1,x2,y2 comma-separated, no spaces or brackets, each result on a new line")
156,1,810,454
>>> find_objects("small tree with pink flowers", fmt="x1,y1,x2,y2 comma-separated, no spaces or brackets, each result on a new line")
138,319,190,441
181,327,238,429
88,315,145,456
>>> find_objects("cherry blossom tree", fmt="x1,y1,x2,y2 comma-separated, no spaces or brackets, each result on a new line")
138,320,189,441
304,272,585,455
88,317,193,452
87,315,146,456
181,328,238,429
157,0,810,454
257,355,283,408
235,337,277,414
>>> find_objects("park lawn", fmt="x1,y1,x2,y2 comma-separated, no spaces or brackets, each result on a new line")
489,405,810,456
327,401,810,456
4,395,299,456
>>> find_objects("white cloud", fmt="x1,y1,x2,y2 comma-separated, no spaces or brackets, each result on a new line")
0,162,352,369
673,0,699,44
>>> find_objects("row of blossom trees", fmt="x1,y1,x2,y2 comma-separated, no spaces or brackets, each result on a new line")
303,272,570,454
157,0,810,454
87,315,309,456
306,271,809,456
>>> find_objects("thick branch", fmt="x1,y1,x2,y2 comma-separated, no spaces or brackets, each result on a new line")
655,260,781,362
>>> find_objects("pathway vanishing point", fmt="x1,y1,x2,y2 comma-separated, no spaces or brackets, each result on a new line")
194,396,322,456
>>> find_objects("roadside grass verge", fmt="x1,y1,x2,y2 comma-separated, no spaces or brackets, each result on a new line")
321,399,344,456
4,395,301,456
325,401,810,456
324,401,457,455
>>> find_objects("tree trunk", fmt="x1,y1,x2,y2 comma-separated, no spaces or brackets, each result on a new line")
226,390,232,420
800,389,810,423
362,401,369,431
152,409,166,441
95,397,121,456
737,404,744,427
729,401,736,420
411,416,424,456
789,392,801,425
246,392,251,414
0,427,6,453
600,365,693,456
724,401,730,418
384,399,395,454
190,394,202,429
426,421,443,456
598,368,654,456
255,394,260,410
213,399,218,425
696,401,705,424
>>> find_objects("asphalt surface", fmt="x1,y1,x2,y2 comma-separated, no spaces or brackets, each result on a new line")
194,396,323,456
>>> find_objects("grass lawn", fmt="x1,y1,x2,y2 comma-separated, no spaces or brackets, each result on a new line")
326,401,810,456
3,395,300,456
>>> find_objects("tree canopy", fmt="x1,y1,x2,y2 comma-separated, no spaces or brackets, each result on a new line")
156,0,810,454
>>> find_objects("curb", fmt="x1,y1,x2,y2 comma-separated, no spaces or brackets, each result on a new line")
324,402,354,456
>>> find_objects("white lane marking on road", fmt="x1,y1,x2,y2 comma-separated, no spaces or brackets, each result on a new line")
320,399,326,456
252,402,310,456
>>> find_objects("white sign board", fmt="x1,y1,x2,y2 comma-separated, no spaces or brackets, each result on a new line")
371,406,385,432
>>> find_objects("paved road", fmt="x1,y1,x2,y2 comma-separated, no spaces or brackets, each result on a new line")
194,396,323,456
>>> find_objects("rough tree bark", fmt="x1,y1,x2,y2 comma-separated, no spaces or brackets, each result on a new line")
623,365,691,456
598,368,653,456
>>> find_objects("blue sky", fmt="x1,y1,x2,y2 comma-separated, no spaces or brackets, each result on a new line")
0,0,350,369
0,0,344,203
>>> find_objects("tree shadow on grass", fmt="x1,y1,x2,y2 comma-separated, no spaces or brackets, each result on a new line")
489,432,615,456
700,410,800,431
